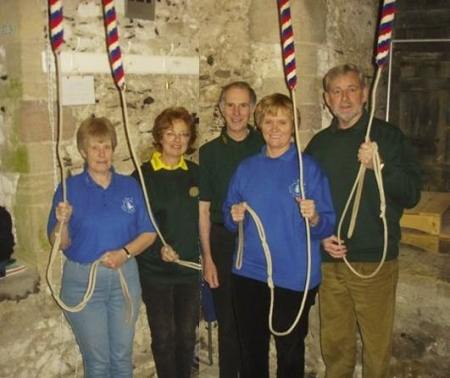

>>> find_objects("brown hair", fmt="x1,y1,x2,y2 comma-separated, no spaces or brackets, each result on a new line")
219,81,257,109
152,107,197,154
323,63,366,92
254,93,300,128
76,116,117,154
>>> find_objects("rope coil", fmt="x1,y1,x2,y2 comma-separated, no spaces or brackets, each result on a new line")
236,203,312,336
337,0,397,278
232,0,313,336
102,0,200,271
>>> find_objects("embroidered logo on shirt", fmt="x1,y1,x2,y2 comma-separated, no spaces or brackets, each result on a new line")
121,197,136,214
289,179,302,198
189,186,199,197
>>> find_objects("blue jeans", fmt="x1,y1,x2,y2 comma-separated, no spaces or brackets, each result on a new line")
61,258,142,378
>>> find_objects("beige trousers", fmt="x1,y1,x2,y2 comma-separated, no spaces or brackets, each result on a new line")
319,260,399,378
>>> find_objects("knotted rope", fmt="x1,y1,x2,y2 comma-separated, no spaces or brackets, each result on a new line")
46,1,123,321
236,0,312,336
337,0,396,278
102,0,201,271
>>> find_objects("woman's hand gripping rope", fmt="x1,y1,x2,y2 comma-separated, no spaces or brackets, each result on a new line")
160,245,200,270
233,201,313,336
55,201,73,224
161,245,180,262
296,198,319,227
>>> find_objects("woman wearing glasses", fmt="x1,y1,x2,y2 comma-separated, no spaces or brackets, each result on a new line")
132,107,200,378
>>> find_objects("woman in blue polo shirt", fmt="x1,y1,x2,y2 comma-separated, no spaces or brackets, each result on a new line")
48,116,156,378
223,93,335,378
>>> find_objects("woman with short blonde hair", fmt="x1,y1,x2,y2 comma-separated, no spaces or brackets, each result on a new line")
48,116,156,378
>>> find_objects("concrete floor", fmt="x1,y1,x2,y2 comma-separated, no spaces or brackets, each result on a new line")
194,245,450,378
197,320,220,377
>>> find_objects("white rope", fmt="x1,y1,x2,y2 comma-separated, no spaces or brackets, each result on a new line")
118,89,201,271
236,89,312,336
337,67,388,278
44,23,69,377
236,204,311,336
45,32,133,323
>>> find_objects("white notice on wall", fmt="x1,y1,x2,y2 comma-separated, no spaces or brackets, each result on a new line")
61,75,95,106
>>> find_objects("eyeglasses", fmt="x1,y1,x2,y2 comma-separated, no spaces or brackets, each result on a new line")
163,131,191,140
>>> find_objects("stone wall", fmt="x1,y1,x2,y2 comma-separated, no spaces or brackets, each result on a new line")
1,0,448,377
1,1,199,376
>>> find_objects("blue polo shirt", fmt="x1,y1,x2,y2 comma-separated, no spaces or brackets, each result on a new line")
223,144,336,291
48,169,155,263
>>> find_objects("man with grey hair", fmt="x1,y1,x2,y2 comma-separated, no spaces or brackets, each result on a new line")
306,63,421,377
199,81,263,378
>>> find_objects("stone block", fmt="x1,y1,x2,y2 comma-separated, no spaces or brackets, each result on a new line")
250,0,327,45
298,104,324,133
19,101,76,144
439,61,450,78
19,0,46,39
299,0,328,44
21,45,47,100
1,144,29,173
249,2,279,43
250,42,329,84
24,142,63,175
15,171,55,205
0,0,20,44
256,78,290,102
296,76,323,105
250,42,284,81
14,201,52,267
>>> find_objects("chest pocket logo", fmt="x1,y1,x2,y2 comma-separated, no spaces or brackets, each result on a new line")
288,179,303,198
189,186,199,198
121,197,136,214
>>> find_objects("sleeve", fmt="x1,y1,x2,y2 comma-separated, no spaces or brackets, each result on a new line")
199,145,213,202
0,207,14,252
47,184,63,237
131,179,156,234
222,166,244,233
380,130,422,209
130,168,138,182
304,134,318,156
305,158,336,239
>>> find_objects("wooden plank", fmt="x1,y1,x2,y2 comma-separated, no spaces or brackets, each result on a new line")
400,213,442,235
401,230,440,253
400,192,450,235
401,209,450,253
404,192,449,215
401,230,450,253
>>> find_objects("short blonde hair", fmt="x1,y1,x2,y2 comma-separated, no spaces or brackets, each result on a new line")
254,93,300,128
76,116,117,154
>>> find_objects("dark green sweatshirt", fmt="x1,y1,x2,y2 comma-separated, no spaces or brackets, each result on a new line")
132,160,199,284
199,127,264,224
305,112,422,262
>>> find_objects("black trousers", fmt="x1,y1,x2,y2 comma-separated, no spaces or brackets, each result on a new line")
232,274,318,378
210,223,240,378
141,281,199,378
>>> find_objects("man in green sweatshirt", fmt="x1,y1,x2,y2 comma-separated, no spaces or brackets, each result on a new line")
199,81,264,378
306,64,421,378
